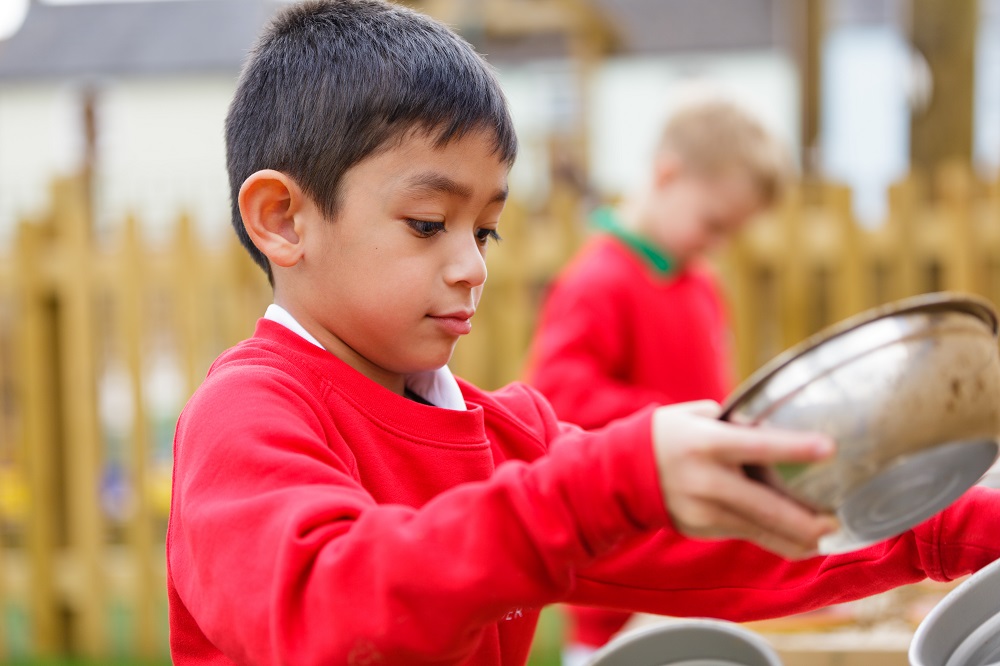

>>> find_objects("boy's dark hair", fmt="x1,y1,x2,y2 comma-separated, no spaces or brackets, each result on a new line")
226,0,518,283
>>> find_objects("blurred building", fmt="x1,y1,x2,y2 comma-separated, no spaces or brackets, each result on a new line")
0,0,276,242
0,0,995,233
820,0,1000,223
0,0,801,241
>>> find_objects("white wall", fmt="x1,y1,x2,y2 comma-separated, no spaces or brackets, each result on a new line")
0,74,236,244
589,52,799,200
6,32,1000,239
0,82,83,238
98,76,235,244
976,0,1000,174
820,25,911,226
499,51,800,205
2,55,797,239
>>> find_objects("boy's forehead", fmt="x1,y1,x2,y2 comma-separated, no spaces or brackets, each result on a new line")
365,129,510,195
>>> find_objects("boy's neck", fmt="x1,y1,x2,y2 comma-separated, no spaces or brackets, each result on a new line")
619,193,670,246
594,203,679,276
271,296,408,395
615,198,646,235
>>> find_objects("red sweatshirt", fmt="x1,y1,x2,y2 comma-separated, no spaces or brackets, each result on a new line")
525,230,734,645
526,233,732,431
168,319,1000,665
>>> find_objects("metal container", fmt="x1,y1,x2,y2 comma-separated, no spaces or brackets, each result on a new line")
585,619,783,666
721,292,1000,554
910,555,1000,666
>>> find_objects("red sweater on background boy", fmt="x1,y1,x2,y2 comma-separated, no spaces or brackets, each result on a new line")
526,101,793,656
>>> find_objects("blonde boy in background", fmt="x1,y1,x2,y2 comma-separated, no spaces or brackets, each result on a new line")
526,99,796,664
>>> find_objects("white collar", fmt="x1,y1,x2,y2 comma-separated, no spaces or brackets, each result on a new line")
263,304,467,411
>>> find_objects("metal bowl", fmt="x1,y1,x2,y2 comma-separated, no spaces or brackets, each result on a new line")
721,292,1000,554
585,619,783,666
910,555,1000,666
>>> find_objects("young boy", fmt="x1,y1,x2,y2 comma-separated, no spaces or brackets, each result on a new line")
167,2,1000,665
524,100,794,660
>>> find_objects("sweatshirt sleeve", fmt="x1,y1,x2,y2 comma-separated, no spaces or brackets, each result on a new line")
566,484,1000,621
506,372,1000,622
167,363,668,666
527,274,675,428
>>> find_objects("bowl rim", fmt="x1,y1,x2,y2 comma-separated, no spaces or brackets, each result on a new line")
719,291,999,422
909,553,1000,665
586,618,783,666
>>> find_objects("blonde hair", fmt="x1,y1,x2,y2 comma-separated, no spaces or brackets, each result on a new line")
657,99,795,206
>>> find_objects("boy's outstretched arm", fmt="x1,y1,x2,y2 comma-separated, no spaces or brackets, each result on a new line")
563,401,1000,621
568,484,1000,620
167,359,837,665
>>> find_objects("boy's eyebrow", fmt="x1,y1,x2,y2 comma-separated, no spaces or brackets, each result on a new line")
403,172,508,203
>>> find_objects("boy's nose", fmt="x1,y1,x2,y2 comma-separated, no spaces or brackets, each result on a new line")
444,236,488,288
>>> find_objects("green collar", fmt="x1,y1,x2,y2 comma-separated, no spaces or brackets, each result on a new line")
590,206,675,276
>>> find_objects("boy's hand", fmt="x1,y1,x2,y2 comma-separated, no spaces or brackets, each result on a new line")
652,400,838,560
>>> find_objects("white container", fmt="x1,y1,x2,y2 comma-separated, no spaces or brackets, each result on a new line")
585,619,783,666
910,555,1000,666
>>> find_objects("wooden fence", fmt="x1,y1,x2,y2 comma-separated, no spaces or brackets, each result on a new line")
723,163,1000,379
0,163,998,659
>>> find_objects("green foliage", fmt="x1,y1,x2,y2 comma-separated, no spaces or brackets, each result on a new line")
2,661,170,666
528,605,565,666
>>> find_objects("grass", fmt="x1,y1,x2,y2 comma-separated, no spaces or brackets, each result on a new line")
527,606,565,666
0,607,567,666
2,661,171,666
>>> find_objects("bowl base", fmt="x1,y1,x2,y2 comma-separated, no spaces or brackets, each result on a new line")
819,438,999,554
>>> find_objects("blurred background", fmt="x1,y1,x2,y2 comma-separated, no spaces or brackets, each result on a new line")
0,0,997,663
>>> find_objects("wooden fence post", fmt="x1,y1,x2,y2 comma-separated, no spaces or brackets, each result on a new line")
172,214,205,398
779,186,808,348
221,237,265,350
14,220,59,656
824,183,866,320
984,175,1000,302
491,199,532,388
886,175,923,298
51,176,107,658
937,161,978,294
117,216,158,657
722,223,760,381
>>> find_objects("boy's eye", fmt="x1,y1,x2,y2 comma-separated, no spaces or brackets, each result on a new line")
476,228,502,247
406,219,445,237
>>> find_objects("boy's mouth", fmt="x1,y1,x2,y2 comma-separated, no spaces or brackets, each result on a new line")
428,310,475,336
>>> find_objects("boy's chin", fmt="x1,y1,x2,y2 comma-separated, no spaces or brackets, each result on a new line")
404,350,455,374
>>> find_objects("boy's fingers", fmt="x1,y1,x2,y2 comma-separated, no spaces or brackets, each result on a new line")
707,422,835,465
737,525,824,561
678,504,824,561
706,467,837,548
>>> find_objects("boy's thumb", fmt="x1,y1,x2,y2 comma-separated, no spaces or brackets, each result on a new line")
676,399,722,418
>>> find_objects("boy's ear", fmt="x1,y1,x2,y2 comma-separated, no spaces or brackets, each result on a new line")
652,153,683,190
238,170,306,269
